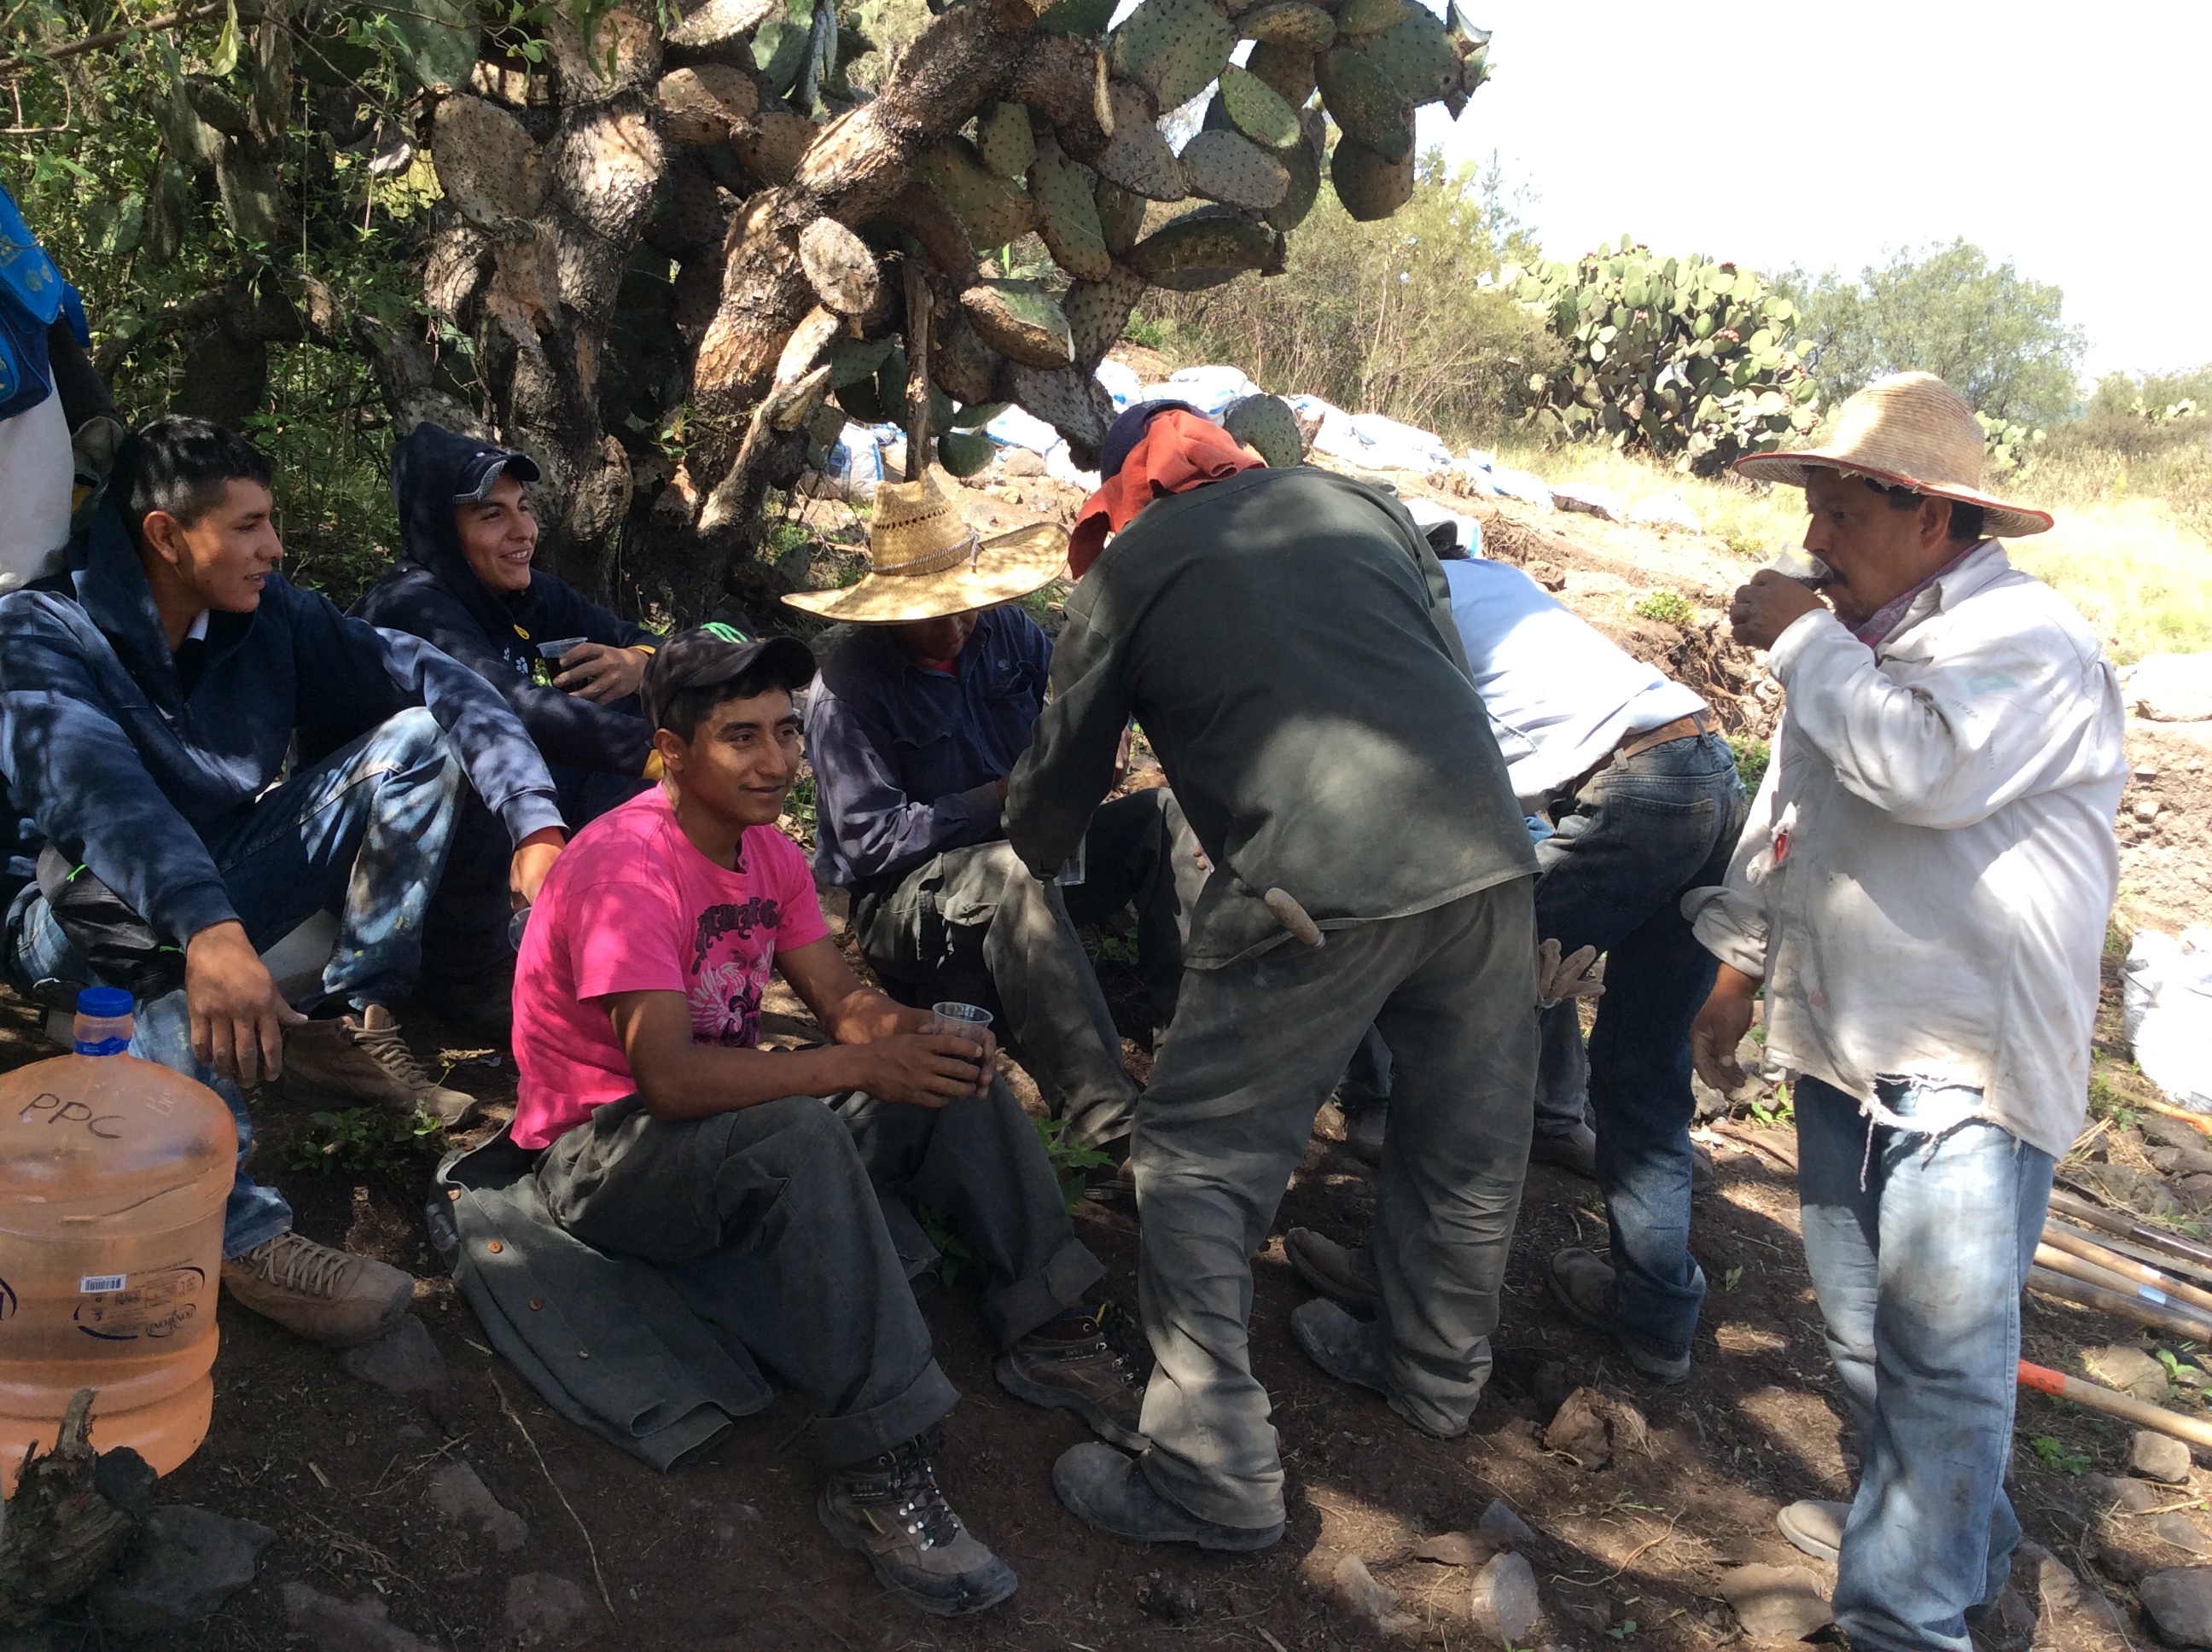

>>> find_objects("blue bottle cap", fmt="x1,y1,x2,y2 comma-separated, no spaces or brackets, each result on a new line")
76,986,134,1019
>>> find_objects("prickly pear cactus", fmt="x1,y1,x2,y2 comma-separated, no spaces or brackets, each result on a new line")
1223,393,1304,467
1109,0,1234,112
1179,129,1290,210
1030,135,1112,282
1511,240,1822,474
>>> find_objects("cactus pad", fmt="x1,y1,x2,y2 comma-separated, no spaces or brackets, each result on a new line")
1216,65,1301,148
1094,177,1149,253
934,318,1005,404
1003,363,1114,456
1063,264,1149,368
1029,137,1112,282
1223,393,1302,467
1357,8,1461,104
1239,3,1335,49
918,135,1041,251
1179,129,1289,210
977,102,1037,179
962,280,1076,370
1109,0,1234,112
1093,79,1186,200
431,96,544,232
1038,0,1118,34
1264,127,1320,230
937,428,998,478
1317,47,1412,160
1329,135,1413,219
1245,39,1318,106
1335,0,1407,38
1126,209,1281,289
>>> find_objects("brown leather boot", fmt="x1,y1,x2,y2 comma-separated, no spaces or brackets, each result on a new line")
279,1005,475,1126
995,1304,1147,1449
818,1434,1017,1617
220,1232,412,1348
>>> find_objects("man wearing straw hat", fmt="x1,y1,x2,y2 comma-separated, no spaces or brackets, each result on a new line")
1686,372,2127,1652
789,465,1202,1156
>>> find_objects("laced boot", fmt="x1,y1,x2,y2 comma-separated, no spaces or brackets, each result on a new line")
280,1005,476,1126
220,1231,412,1348
996,1302,1148,1449
818,1433,1016,1617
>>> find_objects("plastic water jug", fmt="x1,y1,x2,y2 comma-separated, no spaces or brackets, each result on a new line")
0,987,235,1493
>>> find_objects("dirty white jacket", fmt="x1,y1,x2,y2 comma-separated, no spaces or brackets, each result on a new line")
1684,541,2127,1160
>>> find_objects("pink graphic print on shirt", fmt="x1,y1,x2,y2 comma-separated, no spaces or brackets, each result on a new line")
687,894,783,1046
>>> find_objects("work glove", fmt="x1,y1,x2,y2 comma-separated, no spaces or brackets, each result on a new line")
1536,937,1604,1009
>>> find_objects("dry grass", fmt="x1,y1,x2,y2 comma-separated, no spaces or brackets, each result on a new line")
1490,435,2212,664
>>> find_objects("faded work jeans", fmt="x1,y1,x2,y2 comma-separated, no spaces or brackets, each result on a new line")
852,787,1203,1149
7,709,463,1256
1135,879,1537,1530
1342,732,1744,1361
1796,1073,2052,1652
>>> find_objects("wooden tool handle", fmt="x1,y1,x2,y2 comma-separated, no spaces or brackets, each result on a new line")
2029,1264,2212,1344
1262,887,1324,947
2044,1222,2212,1316
2019,1358,2212,1454
2048,1188,2212,1273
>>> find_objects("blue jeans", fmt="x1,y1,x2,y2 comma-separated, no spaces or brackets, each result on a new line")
1796,1074,2051,1652
7,709,464,1257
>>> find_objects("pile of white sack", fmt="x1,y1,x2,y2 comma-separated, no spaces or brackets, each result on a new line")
2126,928,2212,1112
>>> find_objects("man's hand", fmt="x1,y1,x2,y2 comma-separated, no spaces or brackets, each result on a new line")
552,643,649,704
1536,937,1604,1008
1728,568,1826,649
847,1030,997,1107
185,921,306,1086
1690,963,1761,1092
509,826,566,910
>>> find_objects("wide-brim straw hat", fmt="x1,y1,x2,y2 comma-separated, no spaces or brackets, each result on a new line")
1733,371,2052,538
783,464,1069,624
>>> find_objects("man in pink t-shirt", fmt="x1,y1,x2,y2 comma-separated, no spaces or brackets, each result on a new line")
510,627,1139,1622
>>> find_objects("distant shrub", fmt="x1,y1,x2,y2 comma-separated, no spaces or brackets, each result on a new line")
1633,589,1695,626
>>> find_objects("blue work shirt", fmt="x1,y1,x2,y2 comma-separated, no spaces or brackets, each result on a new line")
803,605,1052,890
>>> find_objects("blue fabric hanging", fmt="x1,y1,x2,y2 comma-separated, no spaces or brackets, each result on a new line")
0,182,67,423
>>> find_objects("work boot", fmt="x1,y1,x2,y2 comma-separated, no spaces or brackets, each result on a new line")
995,1304,1147,1450
1545,1245,1691,1384
818,1434,1017,1617
1284,1227,1379,1311
1530,1121,1598,1178
1776,1498,1851,1564
1289,1299,1463,1440
281,1005,477,1126
221,1232,413,1348
1051,1443,1283,1550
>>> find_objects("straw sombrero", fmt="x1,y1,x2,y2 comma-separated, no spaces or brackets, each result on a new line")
782,465,1069,624
1733,372,2052,538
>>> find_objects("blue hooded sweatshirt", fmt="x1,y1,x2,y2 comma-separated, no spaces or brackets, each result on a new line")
353,423,655,777
0,492,565,947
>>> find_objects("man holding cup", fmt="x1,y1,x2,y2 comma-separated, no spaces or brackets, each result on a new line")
504,627,1143,1619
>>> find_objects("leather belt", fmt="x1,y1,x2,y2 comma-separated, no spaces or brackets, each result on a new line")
1547,707,1715,814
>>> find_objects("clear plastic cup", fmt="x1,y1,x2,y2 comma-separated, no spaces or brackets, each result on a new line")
930,1002,992,1041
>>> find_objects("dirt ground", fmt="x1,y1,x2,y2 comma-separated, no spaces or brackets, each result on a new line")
12,462,2212,1651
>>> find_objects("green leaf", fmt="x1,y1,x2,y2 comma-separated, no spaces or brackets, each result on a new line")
209,0,242,74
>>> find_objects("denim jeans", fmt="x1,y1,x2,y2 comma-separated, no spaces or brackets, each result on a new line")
1796,1074,2051,1652
7,709,464,1257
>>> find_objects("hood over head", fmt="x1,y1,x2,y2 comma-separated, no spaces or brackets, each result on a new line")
391,422,545,648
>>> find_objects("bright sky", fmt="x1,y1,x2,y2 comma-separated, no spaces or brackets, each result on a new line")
1422,0,2210,383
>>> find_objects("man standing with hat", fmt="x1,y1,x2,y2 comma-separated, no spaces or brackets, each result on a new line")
789,464,1202,1156
1688,372,2126,1651
1005,399,1541,1550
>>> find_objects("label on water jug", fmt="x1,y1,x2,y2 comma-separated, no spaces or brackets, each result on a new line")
79,1273,125,1294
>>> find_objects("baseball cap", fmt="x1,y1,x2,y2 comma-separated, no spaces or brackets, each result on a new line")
451,439,543,504
1098,398,1208,483
641,624,818,730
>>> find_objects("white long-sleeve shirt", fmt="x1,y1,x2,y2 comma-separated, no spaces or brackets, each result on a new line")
1444,558,1706,808
1684,541,2127,1159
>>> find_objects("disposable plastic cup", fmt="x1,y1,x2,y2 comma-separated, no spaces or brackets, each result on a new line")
537,637,590,660
930,1003,992,1040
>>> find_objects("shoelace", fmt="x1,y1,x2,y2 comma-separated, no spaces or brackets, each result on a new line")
879,1444,961,1549
240,1234,348,1300
352,1018,434,1091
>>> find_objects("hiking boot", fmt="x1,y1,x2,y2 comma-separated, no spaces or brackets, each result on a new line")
1545,1245,1691,1384
1776,1498,1851,1564
996,1304,1147,1450
281,1005,477,1126
1290,1298,1391,1397
818,1435,1016,1617
1051,1443,1282,1550
221,1232,413,1348
1284,1227,1379,1311
1530,1121,1598,1178
1342,1104,1386,1166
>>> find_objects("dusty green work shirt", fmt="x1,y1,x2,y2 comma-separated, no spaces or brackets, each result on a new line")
1005,466,1534,968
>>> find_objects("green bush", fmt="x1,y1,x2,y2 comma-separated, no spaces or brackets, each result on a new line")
1728,735,1771,797
1632,589,1694,626
1511,239,1819,474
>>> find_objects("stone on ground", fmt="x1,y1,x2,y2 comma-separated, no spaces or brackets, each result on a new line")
2087,1471,2167,1512
1138,1573,1200,1623
1716,1563,1834,1641
1467,1551,1540,1645
1543,1387,1647,1471
342,1314,451,1398
1477,1498,1540,1546
2155,1512,2212,1556
281,1581,443,1651
2139,1566,2212,1647
426,1460,528,1552
2133,1428,2196,1485
1414,1529,1506,1568
90,1504,274,1631
504,1573,593,1643
1330,1554,1417,1638
2087,1345,2172,1402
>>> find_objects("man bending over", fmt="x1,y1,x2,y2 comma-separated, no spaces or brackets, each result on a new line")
509,627,1142,1618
